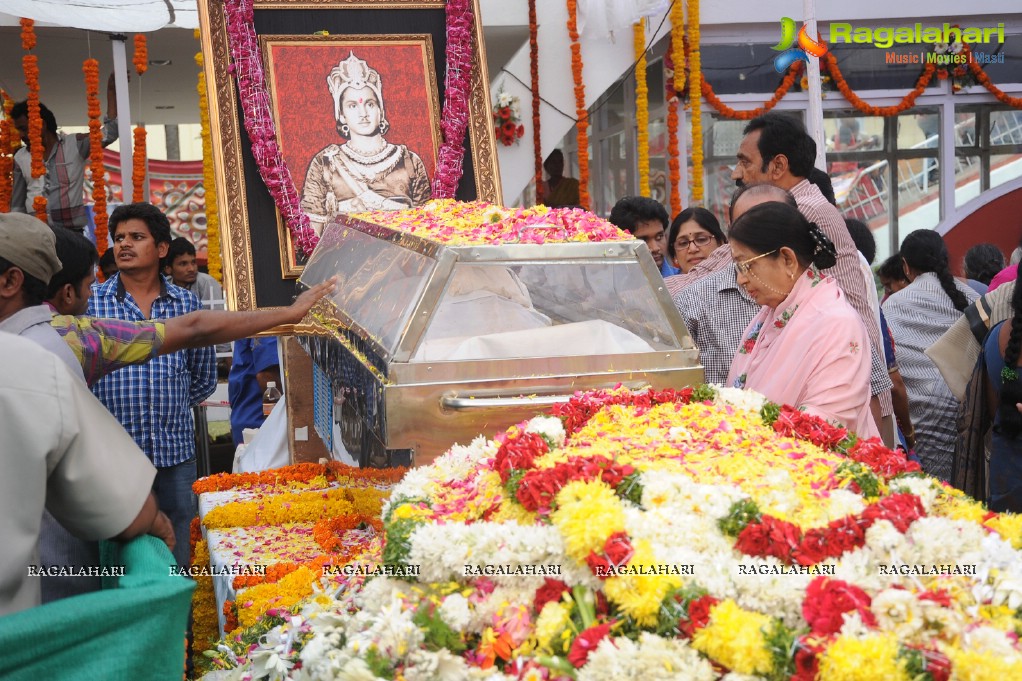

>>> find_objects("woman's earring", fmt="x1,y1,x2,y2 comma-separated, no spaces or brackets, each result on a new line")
340,124,350,137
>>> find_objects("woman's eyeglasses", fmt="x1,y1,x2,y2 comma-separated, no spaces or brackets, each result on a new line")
675,234,716,250
734,249,778,275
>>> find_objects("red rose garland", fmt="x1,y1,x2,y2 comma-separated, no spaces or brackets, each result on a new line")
431,0,474,198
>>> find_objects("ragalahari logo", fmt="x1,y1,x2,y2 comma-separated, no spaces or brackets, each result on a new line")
772,17,829,73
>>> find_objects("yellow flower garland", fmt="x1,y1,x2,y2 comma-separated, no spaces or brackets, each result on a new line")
195,30,222,282
633,21,650,197
687,0,704,203
190,538,219,665
670,1,685,93
201,485,388,529
691,600,775,676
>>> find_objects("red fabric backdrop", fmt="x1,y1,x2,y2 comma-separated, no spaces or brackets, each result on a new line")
266,41,439,195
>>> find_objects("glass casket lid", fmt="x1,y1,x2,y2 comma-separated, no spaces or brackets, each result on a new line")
300,201,692,364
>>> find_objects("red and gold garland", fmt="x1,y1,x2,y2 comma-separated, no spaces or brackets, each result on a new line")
667,97,681,215
633,21,650,197
195,34,222,281
686,0,703,203
132,34,148,203
0,91,14,212
528,0,543,204
21,18,46,221
83,59,108,256
566,0,590,210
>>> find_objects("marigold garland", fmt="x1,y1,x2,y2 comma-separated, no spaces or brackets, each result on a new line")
966,51,1022,108
132,125,146,203
633,22,650,198
190,538,219,667
83,59,108,255
528,0,543,204
686,0,703,203
670,0,686,93
566,0,590,210
133,34,148,76
0,91,14,212
21,19,45,221
195,35,222,281
826,53,935,117
667,98,681,215
702,61,804,120
192,460,406,495
201,485,388,530
312,513,383,554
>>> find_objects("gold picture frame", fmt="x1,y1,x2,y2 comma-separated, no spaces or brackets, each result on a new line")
197,0,501,312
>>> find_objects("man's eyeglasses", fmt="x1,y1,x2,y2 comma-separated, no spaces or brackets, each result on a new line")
734,249,778,275
675,234,716,251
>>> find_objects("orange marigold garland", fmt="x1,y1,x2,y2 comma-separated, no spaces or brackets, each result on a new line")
21,19,46,221
634,21,650,198
0,91,14,212
132,126,146,203
670,0,686,94
702,61,804,120
566,0,590,210
83,59,108,255
132,34,148,204
686,0,703,203
826,52,935,116
528,0,543,204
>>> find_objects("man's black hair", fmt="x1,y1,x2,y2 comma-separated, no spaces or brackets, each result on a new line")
10,100,58,135
844,218,877,265
47,229,99,299
0,256,49,306
743,112,816,178
167,236,197,263
109,202,173,246
99,248,116,272
608,196,669,232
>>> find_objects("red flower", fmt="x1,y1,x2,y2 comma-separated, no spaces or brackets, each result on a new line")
792,640,822,681
502,121,518,136
567,622,612,668
742,338,756,353
493,432,548,484
603,532,634,568
860,493,925,533
516,124,525,138
498,106,511,119
937,68,949,80
848,439,921,478
679,595,718,637
802,577,876,637
585,551,611,579
534,578,570,612
736,516,803,561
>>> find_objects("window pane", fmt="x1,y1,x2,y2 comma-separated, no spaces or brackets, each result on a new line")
990,110,1022,147
824,113,883,177
903,109,938,150
992,153,1022,190
647,59,665,110
954,155,982,207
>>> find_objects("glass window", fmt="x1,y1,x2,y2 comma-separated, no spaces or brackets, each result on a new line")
301,223,437,355
412,261,682,361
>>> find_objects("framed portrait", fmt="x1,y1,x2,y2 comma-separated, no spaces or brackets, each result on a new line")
197,0,501,313
262,35,441,276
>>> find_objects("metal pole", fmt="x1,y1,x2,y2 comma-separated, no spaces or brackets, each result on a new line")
802,0,827,170
110,35,133,204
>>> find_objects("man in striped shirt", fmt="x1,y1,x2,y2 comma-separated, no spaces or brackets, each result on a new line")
729,113,895,445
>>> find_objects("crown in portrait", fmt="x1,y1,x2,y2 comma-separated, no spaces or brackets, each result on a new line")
327,52,386,124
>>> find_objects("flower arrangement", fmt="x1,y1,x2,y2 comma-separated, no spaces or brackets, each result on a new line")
566,0,590,210
633,21,650,198
83,59,109,258
528,0,543,203
21,18,46,221
350,199,630,246
131,35,148,204
133,34,148,76
430,0,474,199
0,91,14,212
492,89,525,147
827,52,935,117
195,41,222,281
686,0,704,203
197,384,1022,681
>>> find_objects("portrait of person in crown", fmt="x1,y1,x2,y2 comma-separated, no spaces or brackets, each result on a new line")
261,37,441,266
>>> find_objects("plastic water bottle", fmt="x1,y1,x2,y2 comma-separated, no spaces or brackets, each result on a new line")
262,381,282,417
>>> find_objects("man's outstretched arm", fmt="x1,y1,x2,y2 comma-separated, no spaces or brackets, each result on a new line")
159,277,336,355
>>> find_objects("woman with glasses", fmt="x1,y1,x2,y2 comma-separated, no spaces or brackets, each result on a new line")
667,207,727,274
726,202,880,439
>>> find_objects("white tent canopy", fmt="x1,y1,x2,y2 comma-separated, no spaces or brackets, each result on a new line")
0,0,197,31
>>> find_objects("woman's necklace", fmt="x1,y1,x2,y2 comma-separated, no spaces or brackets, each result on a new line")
344,138,389,162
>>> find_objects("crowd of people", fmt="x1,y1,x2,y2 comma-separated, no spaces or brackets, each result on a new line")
604,112,1022,514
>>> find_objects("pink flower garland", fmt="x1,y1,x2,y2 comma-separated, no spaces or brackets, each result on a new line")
223,0,317,256
431,0,475,199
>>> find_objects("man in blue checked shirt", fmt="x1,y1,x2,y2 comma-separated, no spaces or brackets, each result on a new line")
89,202,216,569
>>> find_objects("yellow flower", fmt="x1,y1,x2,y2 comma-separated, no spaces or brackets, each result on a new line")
491,497,539,525
945,647,1022,680
534,601,571,653
602,539,682,626
984,512,1022,550
550,479,625,561
816,633,908,681
691,599,775,675
237,566,318,628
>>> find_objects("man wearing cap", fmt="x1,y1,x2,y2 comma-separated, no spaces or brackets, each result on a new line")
0,212,81,376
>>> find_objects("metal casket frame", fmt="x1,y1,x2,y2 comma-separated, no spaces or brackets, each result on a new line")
299,214,704,467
